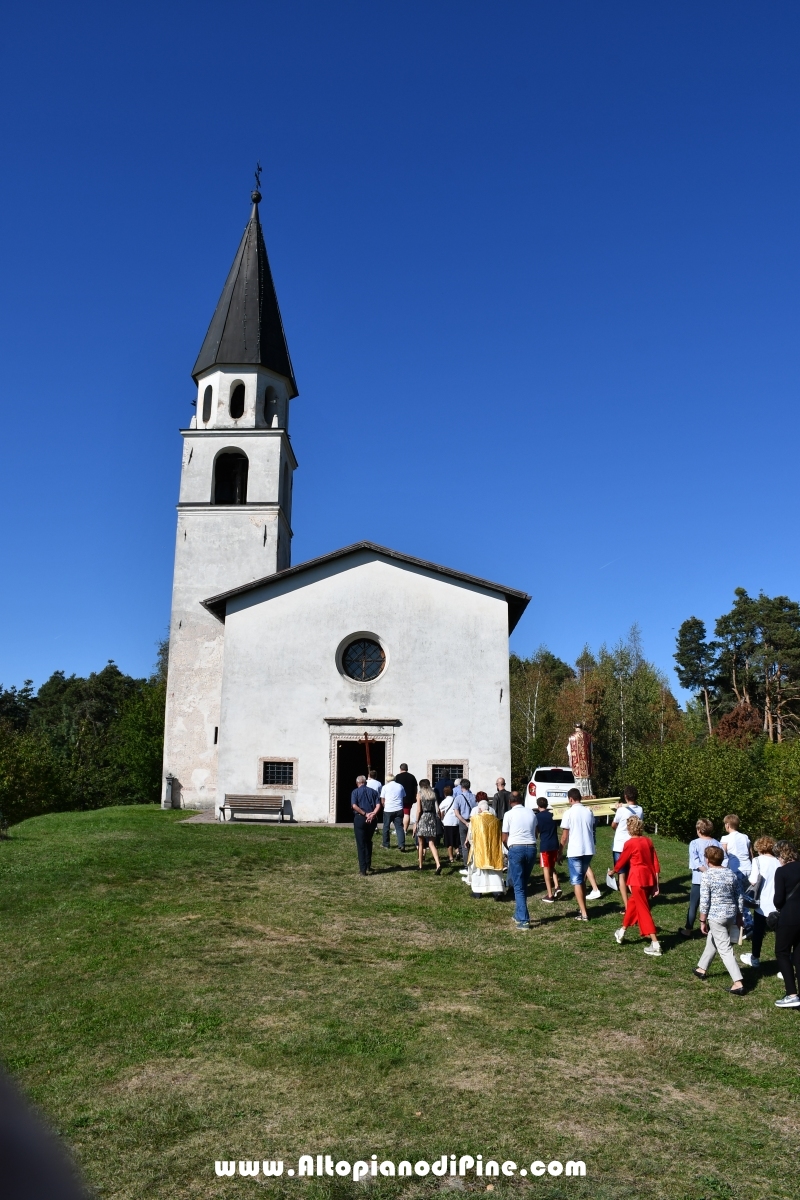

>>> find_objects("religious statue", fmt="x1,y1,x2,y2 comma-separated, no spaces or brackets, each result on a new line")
566,722,593,798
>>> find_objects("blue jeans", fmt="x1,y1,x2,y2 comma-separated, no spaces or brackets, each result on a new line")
382,809,405,849
568,854,593,886
686,882,701,929
508,845,536,925
737,870,754,934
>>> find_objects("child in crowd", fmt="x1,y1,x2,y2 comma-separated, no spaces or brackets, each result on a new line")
535,796,561,902
679,818,722,938
741,836,779,969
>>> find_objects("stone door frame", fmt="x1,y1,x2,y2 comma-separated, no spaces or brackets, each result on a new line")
328,728,396,823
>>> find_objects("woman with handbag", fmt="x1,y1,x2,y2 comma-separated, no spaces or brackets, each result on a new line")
740,836,779,970
772,841,800,1009
415,783,443,874
439,784,460,865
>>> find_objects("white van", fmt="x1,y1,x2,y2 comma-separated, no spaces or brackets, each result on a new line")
525,766,576,809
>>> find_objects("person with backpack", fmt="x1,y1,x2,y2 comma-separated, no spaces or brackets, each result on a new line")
610,786,644,910
740,836,779,970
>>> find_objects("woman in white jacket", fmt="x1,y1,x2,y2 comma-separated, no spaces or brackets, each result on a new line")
740,836,779,970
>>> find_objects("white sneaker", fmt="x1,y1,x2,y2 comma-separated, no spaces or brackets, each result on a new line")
586,888,602,901
739,953,760,968
644,942,662,956
775,994,800,1008
614,927,626,944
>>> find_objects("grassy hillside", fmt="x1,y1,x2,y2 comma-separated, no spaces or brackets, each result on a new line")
0,807,796,1199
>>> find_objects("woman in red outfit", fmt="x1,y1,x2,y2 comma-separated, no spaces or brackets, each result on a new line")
612,817,662,957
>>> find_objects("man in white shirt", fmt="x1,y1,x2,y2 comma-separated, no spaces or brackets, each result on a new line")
559,788,596,921
502,794,538,930
366,770,382,793
380,774,406,851
611,785,644,909
721,814,753,936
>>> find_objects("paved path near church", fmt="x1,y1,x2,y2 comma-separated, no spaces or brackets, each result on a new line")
179,811,344,826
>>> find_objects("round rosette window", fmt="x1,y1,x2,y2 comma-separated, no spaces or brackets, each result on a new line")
341,637,386,682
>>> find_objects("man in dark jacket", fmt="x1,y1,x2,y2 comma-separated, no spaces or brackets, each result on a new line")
491,777,512,824
394,763,418,839
774,841,800,1007
351,775,381,875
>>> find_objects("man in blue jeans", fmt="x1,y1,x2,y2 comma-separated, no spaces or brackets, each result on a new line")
559,788,596,921
502,792,538,929
453,779,476,866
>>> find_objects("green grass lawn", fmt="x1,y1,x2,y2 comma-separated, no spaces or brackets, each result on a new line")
0,807,797,1200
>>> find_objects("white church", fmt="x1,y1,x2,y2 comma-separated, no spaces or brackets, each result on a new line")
162,186,530,821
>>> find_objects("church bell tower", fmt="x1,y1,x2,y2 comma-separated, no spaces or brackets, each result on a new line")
162,182,298,809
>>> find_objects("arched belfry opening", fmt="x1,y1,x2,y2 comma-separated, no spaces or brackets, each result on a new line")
229,382,245,420
201,385,212,424
213,451,249,504
264,385,277,425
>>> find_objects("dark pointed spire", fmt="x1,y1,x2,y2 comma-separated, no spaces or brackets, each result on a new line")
192,183,298,395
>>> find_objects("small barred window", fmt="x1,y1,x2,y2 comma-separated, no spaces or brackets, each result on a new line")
432,764,464,784
262,761,294,787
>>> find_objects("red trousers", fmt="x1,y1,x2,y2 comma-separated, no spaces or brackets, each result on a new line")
622,886,656,937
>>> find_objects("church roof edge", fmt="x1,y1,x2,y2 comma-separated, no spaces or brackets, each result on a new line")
202,541,530,633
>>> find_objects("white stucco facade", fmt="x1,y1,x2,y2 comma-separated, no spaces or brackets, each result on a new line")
213,547,517,821
162,365,296,809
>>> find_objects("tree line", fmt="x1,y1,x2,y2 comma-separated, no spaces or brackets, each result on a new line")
510,590,800,844
0,643,167,826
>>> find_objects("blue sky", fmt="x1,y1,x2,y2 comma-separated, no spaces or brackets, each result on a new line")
1,1,799,696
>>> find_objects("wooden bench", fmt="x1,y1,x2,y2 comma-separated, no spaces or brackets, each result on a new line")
220,794,286,823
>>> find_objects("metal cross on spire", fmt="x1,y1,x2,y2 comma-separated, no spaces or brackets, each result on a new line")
252,161,262,204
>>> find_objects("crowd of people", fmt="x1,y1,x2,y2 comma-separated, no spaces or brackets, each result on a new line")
350,768,800,1009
